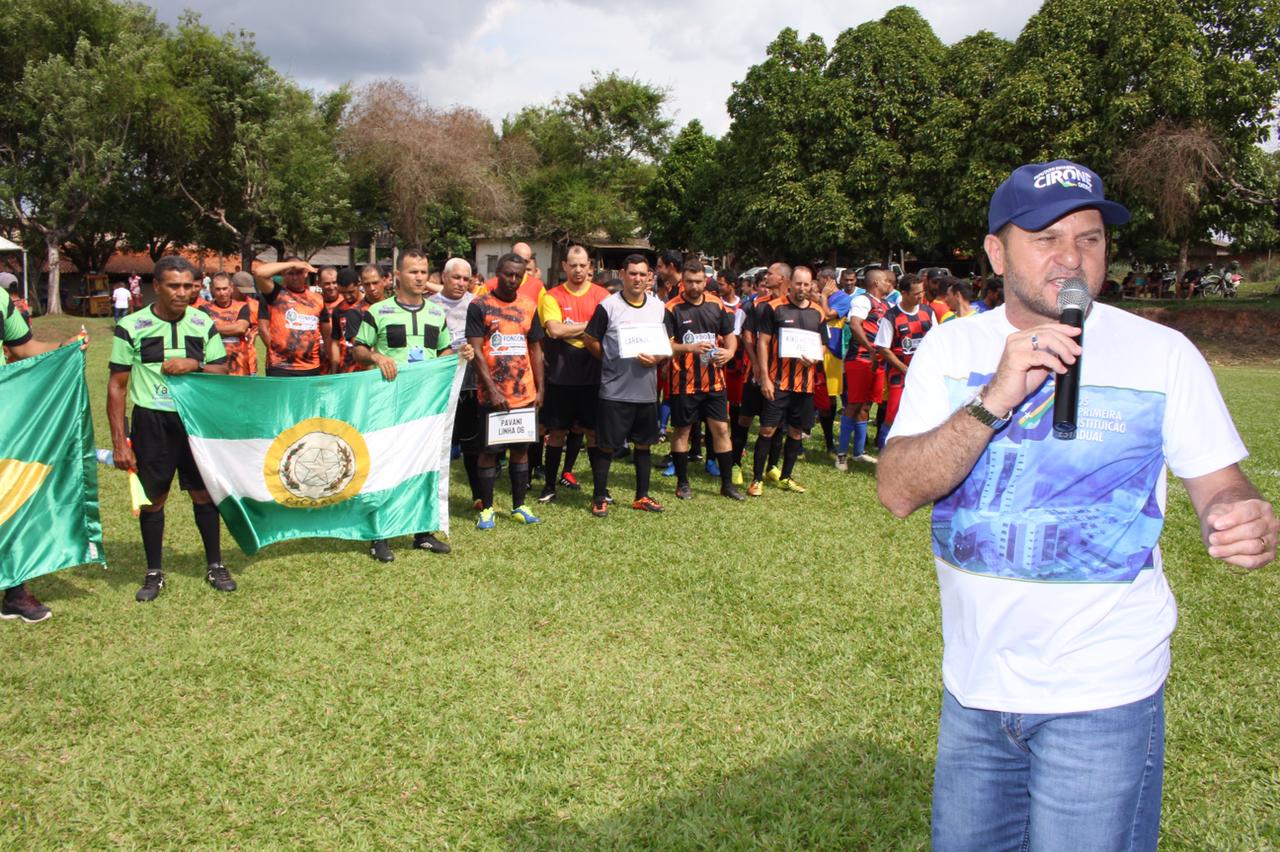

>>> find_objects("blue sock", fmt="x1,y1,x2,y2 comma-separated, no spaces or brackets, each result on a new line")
659,402,671,431
853,420,868,456
876,426,888,451
838,415,856,454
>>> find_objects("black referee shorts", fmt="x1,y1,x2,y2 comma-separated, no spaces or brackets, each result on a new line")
452,389,480,447
130,407,206,500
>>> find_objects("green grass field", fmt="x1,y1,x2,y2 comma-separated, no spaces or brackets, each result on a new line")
2,316,1277,849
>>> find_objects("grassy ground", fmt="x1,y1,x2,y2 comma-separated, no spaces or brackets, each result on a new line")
1,316,1277,848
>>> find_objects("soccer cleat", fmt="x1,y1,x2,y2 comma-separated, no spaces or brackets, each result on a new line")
720,484,746,502
476,507,496,530
412,533,451,554
135,571,165,602
675,483,693,500
205,562,237,591
731,464,744,486
631,495,664,512
855,453,879,465
661,459,676,477
779,477,807,493
591,498,609,518
705,458,720,478
471,498,483,511
369,539,395,563
0,589,51,623
537,485,557,504
603,490,615,505
747,480,764,497
510,505,541,524
766,466,782,483
835,453,849,471
558,471,581,490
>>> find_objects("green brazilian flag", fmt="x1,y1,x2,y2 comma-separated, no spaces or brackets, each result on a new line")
0,344,105,587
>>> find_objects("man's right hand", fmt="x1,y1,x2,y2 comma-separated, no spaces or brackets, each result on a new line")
761,376,775,401
113,444,136,472
373,353,397,381
984,323,1082,416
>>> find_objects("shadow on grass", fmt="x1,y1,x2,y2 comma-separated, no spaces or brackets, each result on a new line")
505,737,932,850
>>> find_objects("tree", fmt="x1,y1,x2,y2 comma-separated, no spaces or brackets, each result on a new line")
0,0,183,313
341,79,515,249
503,72,672,249
640,119,717,251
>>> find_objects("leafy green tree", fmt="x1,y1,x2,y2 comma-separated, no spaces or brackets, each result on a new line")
640,120,717,251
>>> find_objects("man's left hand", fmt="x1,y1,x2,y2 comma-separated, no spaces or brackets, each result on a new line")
1205,498,1278,569
161,358,200,376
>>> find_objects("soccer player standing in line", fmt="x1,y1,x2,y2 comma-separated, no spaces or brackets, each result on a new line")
664,259,744,501
107,256,233,603
351,248,467,561
748,266,824,496
537,245,609,504
252,258,332,377
328,268,368,374
199,273,252,376
583,254,669,517
466,253,546,529
873,273,934,448
836,267,893,469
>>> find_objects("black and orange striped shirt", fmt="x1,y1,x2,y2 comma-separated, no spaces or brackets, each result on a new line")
664,293,735,395
757,298,824,393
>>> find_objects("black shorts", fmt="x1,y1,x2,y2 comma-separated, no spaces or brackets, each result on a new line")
739,381,765,419
466,404,533,455
266,365,322,377
130,407,206,500
760,390,816,432
542,383,598,432
670,391,729,428
596,399,659,449
452,389,479,447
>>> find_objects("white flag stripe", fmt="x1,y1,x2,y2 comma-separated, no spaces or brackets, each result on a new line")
188,413,451,505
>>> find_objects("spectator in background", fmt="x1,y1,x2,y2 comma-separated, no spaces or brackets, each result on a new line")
111,279,132,322
943,278,979,320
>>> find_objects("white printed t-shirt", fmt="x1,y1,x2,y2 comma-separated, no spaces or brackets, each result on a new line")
892,303,1246,713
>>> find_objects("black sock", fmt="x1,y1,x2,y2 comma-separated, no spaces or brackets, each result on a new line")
4,584,26,603
634,448,652,499
782,435,803,480
193,501,222,565
820,411,835,451
752,435,771,482
478,466,498,509
564,432,583,473
731,421,749,466
717,451,734,489
529,440,543,471
591,450,612,500
139,508,164,572
690,425,702,458
510,462,530,508
767,431,783,470
673,450,690,486
544,444,564,486
463,453,481,501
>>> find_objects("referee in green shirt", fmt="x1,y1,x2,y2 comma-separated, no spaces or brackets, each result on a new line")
349,249,474,561
107,256,232,603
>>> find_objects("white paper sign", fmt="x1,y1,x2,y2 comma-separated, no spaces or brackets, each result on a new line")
618,323,673,359
777,328,823,361
486,406,538,445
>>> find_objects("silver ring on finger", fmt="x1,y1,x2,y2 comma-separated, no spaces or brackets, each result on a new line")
1030,334,1040,352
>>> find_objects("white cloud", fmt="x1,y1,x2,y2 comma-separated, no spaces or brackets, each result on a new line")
145,0,1042,135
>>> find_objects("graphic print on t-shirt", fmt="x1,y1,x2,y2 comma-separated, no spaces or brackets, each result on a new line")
933,373,1167,583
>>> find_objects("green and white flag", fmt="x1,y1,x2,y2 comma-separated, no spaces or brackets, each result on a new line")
169,357,462,555
0,345,105,587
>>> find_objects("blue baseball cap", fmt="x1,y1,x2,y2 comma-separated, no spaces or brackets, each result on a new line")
988,159,1130,234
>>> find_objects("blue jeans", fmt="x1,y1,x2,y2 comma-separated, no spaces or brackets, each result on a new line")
932,686,1164,852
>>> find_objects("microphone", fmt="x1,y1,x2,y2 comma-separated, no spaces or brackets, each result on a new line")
1052,278,1090,440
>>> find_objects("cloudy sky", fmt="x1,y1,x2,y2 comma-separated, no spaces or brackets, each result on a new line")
144,0,1043,135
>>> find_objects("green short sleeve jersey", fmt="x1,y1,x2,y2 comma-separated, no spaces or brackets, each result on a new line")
353,298,451,365
109,306,228,411
1,289,33,347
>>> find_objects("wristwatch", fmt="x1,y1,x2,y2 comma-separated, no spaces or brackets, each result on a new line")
963,385,1012,430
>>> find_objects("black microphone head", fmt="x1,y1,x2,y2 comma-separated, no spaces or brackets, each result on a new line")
1057,278,1091,314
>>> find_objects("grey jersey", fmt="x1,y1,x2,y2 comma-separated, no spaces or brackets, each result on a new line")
430,291,476,390
585,291,667,403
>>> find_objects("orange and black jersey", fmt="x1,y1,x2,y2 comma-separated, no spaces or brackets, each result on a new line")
332,298,368,373
199,301,253,376
261,287,330,373
664,293,735,395
757,298,824,394
465,293,545,408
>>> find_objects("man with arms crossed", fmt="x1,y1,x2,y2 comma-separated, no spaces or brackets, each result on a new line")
878,160,1277,851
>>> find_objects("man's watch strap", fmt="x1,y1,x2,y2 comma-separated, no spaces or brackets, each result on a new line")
963,386,1012,429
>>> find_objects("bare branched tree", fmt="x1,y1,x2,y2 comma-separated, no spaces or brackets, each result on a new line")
341,80,518,245
1113,122,1223,237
